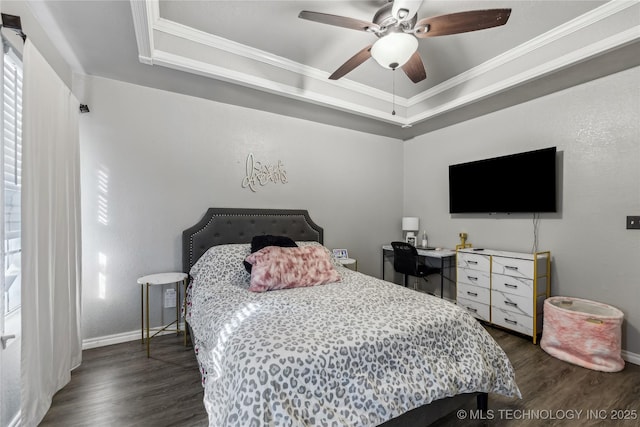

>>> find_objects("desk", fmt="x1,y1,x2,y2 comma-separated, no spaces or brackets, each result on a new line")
382,245,456,299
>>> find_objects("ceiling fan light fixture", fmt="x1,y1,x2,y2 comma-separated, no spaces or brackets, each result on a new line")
371,32,418,70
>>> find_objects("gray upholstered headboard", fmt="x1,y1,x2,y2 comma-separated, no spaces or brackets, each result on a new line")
182,208,324,273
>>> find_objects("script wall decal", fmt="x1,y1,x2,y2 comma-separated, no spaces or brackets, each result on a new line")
241,153,288,192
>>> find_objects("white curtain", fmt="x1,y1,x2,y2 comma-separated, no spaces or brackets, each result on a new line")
20,40,82,426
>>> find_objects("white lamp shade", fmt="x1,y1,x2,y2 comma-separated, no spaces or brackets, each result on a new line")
402,217,420,231
371,33,419,69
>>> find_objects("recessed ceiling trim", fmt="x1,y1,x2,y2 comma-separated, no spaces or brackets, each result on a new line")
407,0,638,106
407,26,640,125
131,0,638,130
151,0,635,110
150,2,401,107
152,49,409,127
135,5,411,123
130,0,155,65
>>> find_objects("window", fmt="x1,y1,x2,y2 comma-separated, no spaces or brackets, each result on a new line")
2,49,22,316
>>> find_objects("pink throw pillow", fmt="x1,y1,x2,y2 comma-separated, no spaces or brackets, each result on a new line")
245,245,341,292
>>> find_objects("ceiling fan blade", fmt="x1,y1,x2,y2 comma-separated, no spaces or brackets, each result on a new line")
329,45,373,80
299,11,380,32
401,52,426,83
415,9,511,38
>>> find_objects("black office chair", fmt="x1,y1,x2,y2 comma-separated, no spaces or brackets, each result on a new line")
391,241,441,290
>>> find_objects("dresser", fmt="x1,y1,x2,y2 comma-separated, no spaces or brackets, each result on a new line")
456,248,551,344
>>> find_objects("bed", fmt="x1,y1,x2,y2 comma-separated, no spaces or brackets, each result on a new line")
182,208,520,426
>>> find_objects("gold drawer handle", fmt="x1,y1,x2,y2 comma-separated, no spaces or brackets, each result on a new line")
586,318,604,324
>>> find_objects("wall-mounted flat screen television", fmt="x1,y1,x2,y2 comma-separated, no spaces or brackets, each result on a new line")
449,147,557,213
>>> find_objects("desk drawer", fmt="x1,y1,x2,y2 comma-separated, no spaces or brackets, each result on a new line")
491,256,534,279
457,297,490,322
457,267,490,289
457,282,490,304
457,252,490,272
491,289,534,317
491,274,533,298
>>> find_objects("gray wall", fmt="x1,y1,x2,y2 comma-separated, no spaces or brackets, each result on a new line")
79,75,403,341
403,66,640,355
80,67,640,357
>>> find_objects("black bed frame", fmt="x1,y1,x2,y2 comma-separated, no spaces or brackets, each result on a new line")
181,208,488,426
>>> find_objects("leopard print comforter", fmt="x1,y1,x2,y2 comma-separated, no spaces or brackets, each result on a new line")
187,243,520,426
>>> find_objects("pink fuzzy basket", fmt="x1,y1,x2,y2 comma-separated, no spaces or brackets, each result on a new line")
540,297,624,372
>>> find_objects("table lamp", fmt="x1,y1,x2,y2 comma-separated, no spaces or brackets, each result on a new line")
402,217,419,243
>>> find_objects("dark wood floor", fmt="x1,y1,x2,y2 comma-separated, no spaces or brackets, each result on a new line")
434,327,640,427
39,334,207,427
40,326,640,427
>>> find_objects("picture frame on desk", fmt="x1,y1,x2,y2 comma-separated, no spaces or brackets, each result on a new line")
406,235,417,246
332,249,348,259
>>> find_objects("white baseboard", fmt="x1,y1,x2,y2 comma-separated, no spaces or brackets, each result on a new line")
82,322,186,350
622,349,640,366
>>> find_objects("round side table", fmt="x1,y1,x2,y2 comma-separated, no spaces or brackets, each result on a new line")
338,257,357,271
137,272,188,357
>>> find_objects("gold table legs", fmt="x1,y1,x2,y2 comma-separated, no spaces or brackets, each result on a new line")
140,278,185,358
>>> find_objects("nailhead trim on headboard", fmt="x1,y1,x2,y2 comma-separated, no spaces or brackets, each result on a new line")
182,209,324,273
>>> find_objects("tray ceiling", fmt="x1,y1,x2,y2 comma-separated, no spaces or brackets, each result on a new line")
25,1,640,139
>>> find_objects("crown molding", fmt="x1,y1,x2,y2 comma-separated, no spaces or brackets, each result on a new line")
152,49,409,126
130,0,154,64
131,0,639,128
150,5,403,106
407,26,640,124
407,0,639,106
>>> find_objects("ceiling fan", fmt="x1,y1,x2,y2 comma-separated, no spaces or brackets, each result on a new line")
299,0,511,83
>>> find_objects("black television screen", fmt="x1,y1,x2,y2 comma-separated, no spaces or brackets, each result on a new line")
449,147,557,213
